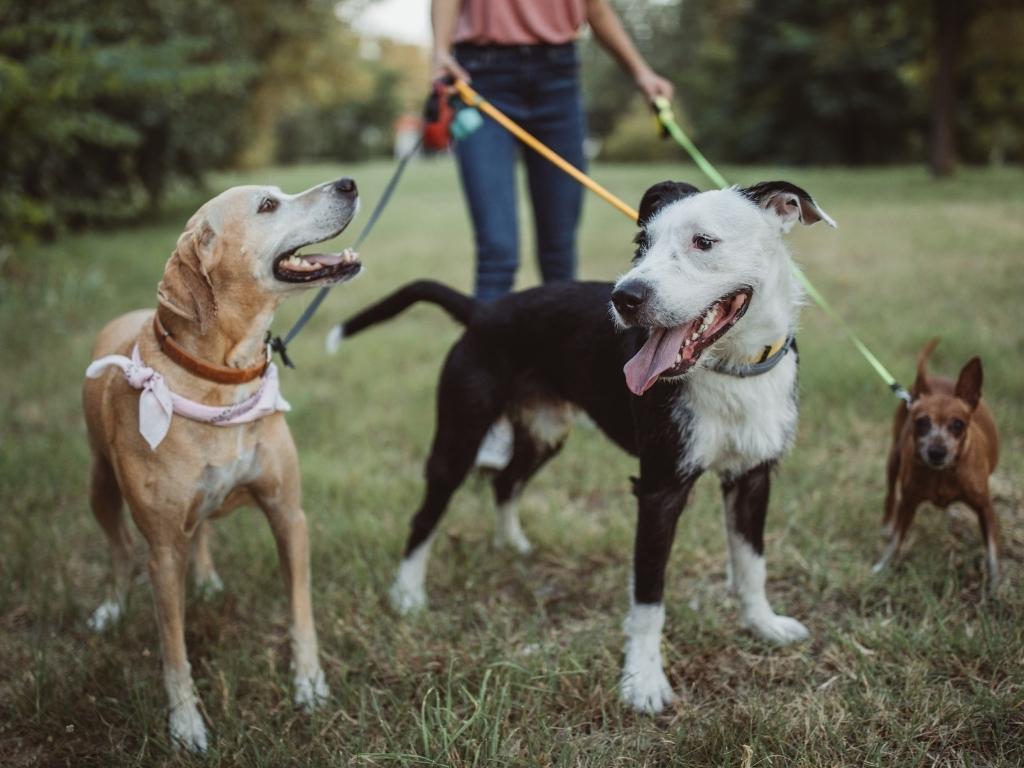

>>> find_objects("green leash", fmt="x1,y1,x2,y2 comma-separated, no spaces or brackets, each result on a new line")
652,97,912,406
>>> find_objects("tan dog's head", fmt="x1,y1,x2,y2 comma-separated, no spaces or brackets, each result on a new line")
908,339,984,470
158,178,360,334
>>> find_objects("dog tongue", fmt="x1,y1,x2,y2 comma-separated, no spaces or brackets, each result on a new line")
624,326,689,396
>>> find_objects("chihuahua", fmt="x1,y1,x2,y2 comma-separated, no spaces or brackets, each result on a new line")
873,339,1000,592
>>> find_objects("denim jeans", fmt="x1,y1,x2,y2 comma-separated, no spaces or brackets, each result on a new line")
453,43,586,303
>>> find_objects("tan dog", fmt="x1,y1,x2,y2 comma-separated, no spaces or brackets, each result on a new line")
82,178,360,751
873,339,1000,591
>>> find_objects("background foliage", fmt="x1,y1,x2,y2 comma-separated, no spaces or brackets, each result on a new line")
584,0,1024,167
0,0,418,243
1,0,1020,244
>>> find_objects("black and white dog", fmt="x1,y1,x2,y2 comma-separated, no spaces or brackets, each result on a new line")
328,180,835,712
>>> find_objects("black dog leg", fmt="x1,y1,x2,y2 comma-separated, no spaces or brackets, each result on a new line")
389,345,504,613
721,462,808,644
620,474,698,713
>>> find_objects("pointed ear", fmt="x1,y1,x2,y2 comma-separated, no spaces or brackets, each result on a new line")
912,337,939,397
637,181,700,226
742,181,837,233
157,215,218,334
954,357,983,410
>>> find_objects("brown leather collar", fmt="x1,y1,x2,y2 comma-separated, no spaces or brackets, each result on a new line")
153,315,269,385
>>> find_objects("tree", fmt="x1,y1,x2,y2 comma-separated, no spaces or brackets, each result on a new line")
582,0,1023,171
0,0,354,243
928,0,970,176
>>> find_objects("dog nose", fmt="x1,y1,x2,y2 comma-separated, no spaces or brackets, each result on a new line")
612,281,650,319
927,446,947,465
333,177,357,196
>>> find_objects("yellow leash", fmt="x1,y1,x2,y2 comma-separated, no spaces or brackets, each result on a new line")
452,81,910,404
454,81,640,221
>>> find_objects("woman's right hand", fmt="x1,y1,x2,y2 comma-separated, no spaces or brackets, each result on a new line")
432,49,471,83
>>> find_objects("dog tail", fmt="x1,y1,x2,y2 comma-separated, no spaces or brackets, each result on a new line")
913,337,940,394
326,280,476,353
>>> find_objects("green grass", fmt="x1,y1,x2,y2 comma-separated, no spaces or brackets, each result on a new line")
1,161,1022,766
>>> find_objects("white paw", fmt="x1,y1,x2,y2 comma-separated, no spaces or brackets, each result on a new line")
87,599,122,632
743,612,809,645
620,662,675,714
294,667,330,711
169,702,208,753
494,528,533,555
195,571,224,598
870,558,889,575
389,579,426,615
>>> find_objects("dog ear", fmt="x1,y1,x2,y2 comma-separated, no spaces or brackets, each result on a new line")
742,181,837,232
637,181,700,226
157,214,218,334
954,357,983,410
912,337,940,397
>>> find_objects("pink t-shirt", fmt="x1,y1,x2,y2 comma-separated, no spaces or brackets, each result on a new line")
454,0,587,46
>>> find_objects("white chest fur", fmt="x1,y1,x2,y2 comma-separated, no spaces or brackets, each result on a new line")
195,443,261,519
673,354,798,477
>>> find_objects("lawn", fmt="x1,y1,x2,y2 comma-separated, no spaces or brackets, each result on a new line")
1,161,1022,767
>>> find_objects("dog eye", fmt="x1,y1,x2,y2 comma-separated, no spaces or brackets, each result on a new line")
258,197,279,214
692,234,716,251
632,231,649,262
914,416,931,436
948,418,965,436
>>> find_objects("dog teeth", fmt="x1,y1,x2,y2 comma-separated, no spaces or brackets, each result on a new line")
675,353,682,365
282,254,319,272
696,306,718,336
342,248,358,264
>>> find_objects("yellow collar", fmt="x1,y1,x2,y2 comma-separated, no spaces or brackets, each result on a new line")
711,336,794,378
743,336,789,366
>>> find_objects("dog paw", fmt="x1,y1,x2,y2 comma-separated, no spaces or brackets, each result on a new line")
294,667,330,711
388,579,426,615
620,663,675,714
169,702,208,753
743,612,809,645
87,599,123,632
494,528,533,555
195,571,224,599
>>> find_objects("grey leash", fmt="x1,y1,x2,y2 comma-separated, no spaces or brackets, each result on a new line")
269,137,423,368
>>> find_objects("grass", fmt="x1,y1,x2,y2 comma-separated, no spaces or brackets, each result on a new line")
1,161,1022,767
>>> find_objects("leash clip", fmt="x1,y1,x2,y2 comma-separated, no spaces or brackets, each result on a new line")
268,333,295,369
651,96,673,139
891,383,913,408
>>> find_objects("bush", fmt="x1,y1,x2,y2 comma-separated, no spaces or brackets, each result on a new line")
275,69,403,164
0,0,344,245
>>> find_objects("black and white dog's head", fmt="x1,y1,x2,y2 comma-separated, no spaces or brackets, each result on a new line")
611,181,836,395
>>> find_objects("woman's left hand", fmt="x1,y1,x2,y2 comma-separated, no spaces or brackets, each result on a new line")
635,68,675,102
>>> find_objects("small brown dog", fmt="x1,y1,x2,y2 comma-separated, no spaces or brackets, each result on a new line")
873,339,1000,591
83,178,360,751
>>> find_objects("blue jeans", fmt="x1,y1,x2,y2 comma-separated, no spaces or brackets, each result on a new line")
453,43,586,303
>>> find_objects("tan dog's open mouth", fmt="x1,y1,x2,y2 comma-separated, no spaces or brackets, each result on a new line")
274,247,362,284
624,287,752,395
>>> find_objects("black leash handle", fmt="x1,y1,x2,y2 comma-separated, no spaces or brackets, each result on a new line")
270,136,423,368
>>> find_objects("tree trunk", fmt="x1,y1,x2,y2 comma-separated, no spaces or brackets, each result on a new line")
928,0,965,177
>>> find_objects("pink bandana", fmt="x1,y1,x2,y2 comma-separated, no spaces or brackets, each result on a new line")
86,344,291,450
